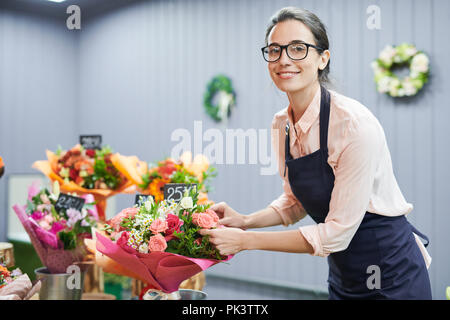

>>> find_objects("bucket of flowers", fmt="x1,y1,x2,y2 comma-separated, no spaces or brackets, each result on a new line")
12,181,99,299
86,187,231,299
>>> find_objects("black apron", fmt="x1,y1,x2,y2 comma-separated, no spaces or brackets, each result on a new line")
284,86,432,299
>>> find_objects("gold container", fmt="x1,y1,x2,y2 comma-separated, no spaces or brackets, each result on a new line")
0,242,15,268
83,261,104,293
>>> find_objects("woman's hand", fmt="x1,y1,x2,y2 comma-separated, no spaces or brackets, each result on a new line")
198,227,247,256
210,202,248,230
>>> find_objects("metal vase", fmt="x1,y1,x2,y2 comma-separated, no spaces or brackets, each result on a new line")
35,267,86,300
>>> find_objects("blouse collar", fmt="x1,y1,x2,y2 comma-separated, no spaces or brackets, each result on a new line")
287,85,321,135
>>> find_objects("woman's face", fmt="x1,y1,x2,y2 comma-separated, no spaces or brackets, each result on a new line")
266,19,329,93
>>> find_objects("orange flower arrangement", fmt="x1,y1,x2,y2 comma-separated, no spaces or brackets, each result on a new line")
0,265,11,289
33,145,135,221
111,152,216,205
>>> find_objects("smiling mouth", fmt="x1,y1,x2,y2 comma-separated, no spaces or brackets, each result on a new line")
277,71,300,79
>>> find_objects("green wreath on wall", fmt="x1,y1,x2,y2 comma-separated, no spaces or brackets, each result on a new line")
371,43,430,98
203,75,236,122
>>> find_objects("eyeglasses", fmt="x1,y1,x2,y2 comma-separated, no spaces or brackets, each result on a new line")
261,42,324,62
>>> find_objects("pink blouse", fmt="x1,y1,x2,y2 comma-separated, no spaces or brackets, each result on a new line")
269,86,431,267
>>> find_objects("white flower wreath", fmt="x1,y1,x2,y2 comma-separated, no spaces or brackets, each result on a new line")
371,43,429,98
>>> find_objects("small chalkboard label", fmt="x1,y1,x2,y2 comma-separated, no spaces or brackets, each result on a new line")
79,135,102,150
55,193,85,212
163,183,197,203
134,194,155,207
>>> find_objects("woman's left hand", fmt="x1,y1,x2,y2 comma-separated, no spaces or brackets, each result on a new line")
198,227,246,256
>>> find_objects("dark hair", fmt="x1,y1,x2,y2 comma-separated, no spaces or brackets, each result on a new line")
265,7,331,86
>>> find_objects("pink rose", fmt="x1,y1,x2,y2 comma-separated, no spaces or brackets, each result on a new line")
194,238,202,246
108,207,139,232
40,193,50,205
37,204,52,213
149,219,168,234
50,221,66,234
205,209,220,224
44,214,54,224
165,214,184,241
148,234,167,252
31,211,45,221
27,181,40,201
192,212,217,229
39,220,51,231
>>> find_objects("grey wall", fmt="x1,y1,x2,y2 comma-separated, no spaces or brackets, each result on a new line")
0,9,79,242
1,0,449,299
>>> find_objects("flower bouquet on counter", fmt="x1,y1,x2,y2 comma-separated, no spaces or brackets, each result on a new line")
33,144,135,221
111,151,217,204
12,181,98,273
0,265,41,300
86,187,231,295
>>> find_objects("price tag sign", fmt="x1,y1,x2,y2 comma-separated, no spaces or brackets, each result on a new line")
79,135,102,150
163,184,197,203
134,194,154,207
55,193,85,212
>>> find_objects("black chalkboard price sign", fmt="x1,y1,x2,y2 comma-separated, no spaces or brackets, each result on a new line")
54,193,85,212
134,194,155,207
163,184,197,203
79,135,102,150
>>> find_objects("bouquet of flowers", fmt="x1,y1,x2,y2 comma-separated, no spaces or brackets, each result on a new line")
33,144,135,221
88,187,231,294
0,265,41,300
111,151,216,204
12,181,98,273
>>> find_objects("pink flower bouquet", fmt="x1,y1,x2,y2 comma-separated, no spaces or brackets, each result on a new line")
95,188,232,293
13,181,98,273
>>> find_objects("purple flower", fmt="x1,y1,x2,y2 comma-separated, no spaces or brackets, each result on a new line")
66,208,82,228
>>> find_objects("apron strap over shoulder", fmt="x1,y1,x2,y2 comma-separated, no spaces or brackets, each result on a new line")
284,121,290,177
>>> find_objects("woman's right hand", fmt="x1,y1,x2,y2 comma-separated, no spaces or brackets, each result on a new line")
210,202,248,230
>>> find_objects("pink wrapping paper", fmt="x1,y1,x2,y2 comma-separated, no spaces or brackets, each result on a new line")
13,204,83,274
96,233,232,293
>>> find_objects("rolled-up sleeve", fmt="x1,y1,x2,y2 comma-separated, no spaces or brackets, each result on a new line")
299,117,384,257
268,114,307,226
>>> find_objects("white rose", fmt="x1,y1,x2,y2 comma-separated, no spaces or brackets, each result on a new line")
405,47,417,57
389,86,399,97
139,243,149,254
180,197,193,209
371,61,384,76
379,45,396,64
403,80,417,96
377,77,391,93
411,53,429,73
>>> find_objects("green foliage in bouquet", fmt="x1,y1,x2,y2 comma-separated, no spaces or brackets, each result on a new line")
83,146,123,190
